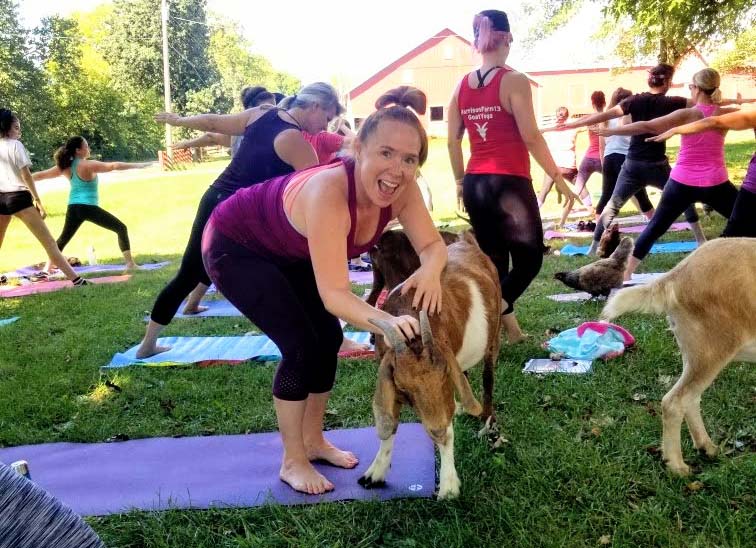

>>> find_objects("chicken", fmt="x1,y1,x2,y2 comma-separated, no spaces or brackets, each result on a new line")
596,222,620,258
555,237,634,298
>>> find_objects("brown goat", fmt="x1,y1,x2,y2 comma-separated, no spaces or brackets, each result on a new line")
359,232,502,499
365,229,459,307
601,238,756,475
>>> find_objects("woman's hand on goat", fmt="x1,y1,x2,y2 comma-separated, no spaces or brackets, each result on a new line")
383,314,420,343
401,266,443,315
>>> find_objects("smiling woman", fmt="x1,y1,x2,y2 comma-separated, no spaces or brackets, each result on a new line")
200,85,448,497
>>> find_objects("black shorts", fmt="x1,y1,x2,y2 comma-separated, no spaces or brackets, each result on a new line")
0,190,33,215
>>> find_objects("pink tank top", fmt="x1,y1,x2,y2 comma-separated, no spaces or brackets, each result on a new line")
457,68,531,178
670,104,728,187
585,130,601,159
210,158,392,262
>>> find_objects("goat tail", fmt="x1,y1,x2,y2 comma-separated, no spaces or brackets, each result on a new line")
601,279,673,321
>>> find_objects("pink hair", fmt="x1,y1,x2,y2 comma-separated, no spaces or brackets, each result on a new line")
473,14,512,53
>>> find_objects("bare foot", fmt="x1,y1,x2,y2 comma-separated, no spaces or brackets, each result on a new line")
280,459,334,495
125,262,139,272
339,337,370,353
181,303,209,315
306,439,359,468
135,344,171,359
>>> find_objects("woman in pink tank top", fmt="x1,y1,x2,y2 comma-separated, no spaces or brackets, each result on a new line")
650,108,756,238
447,9,580,343
597,68,743,279
201,87,447,496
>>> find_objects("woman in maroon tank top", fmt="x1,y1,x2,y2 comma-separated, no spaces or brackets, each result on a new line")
202,87,447,496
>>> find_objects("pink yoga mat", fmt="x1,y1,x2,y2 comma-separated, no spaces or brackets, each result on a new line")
545,222,689,240
0,275,131,298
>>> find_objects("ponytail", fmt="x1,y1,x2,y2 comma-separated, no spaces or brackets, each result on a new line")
54,136,85,170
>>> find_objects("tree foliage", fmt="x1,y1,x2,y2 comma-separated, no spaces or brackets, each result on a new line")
711,27,756,80
528,0,756,66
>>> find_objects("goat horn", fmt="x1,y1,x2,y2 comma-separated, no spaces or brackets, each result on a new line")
419,310,434,349
368,318,407,353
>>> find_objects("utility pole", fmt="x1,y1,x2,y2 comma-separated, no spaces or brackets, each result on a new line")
161,0,172,156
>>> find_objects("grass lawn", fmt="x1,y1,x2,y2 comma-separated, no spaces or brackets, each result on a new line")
0,136,753,547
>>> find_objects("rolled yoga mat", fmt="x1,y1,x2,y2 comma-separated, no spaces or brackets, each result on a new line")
104,332,374,369
0,275,131,298
0,424,436,515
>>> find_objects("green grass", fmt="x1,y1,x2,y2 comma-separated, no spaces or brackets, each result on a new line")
0,139,753,547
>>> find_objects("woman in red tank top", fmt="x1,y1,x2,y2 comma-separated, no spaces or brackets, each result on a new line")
447,9,579,342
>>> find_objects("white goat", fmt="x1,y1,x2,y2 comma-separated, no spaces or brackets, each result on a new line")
602,238,756,475
360,233,502,499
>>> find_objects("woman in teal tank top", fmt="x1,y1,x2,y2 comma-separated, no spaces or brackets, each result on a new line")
33,136,150,272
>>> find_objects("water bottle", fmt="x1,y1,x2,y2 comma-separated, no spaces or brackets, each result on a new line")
88,245,97,266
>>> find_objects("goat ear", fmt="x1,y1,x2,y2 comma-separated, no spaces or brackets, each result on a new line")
447,354,482,416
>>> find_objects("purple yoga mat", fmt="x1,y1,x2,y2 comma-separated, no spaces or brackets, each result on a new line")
0,275,130,298
0,424,435,515
349,270,373,285
544,222,689,240
2,261,170,279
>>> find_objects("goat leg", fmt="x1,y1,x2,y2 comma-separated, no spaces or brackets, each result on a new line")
436,423,461,499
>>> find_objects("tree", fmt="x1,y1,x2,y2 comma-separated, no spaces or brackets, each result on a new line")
711,27,756,80
100,0,219,112
528,0,755,66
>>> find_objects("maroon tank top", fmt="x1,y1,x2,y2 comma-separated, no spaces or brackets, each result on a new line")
210,158,393,261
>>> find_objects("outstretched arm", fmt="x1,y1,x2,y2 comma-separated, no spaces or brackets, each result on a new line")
447,85,467,209
596,108,700,137
507,73,580,205
173,133,231,149
544,105,623,132
82,160,152,174
649,108,756,142
32,166,62,182
155,108,256,135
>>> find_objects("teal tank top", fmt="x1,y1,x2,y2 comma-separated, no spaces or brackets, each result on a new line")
68,158,99,206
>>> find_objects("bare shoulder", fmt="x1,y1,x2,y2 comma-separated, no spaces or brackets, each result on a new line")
500,70,530,88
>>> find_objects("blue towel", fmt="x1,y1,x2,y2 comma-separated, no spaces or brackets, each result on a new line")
561,241,697,256
104,332,374,369
0,316,19,327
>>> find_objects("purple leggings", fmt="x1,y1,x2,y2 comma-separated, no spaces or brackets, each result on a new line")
202,221,343,401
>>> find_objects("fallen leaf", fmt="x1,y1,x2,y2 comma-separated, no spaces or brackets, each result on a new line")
598,534,611,545
632,393,647,402
591,427,602,437
686,481,704,492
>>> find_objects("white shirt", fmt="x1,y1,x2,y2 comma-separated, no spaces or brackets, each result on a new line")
0,138,32,193
603,117,631,157
544,127,577,169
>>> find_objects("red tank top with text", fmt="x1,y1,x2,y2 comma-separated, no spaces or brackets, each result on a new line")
457,68,530,178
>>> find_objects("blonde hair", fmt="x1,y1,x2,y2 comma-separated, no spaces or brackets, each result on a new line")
692,68,722,103
278,82,345,114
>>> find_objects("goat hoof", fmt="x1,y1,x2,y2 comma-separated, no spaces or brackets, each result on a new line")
358,475,386,489
697,443,719,460
665,461,691,476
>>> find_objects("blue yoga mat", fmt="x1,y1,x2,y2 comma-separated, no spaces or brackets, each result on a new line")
105,332,374,369
2,261,170,279
0,316,19,327
560,241,697,256
171,299,242,319
0,423,435,515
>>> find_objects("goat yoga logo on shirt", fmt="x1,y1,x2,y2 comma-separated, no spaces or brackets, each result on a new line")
461,105,501,142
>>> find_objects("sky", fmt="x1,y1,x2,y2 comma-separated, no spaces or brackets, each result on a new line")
18,0,616,88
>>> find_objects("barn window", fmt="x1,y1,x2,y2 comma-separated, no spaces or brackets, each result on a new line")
430,106,444,121
443,45,454,60
402,69,414,84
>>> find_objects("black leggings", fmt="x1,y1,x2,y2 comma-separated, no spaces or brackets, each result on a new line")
634,179,738,260
203,224,343,401
56,204,130,252
597,153,653,215
150,186,232,325
594,158,699,243
722,188,756,238
463,174,543,314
